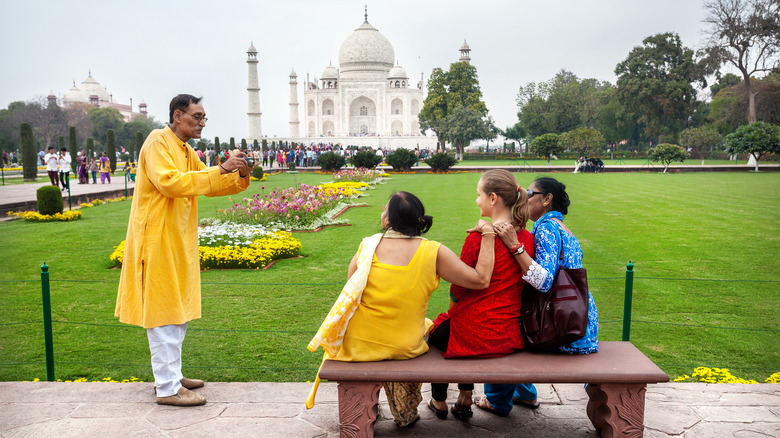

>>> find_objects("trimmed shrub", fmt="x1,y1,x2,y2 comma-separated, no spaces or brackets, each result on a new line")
424,152,458,172
287,161,296,171
37,185,63,215
69,127,77,171
134,131,142,160
349,150,383,169
86,138,94,162
106,129,116,172
21,123,37,180
318,151,347,172
385,148,418,171
251,166,264,179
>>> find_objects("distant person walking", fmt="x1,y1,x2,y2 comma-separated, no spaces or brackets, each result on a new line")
99,152,111,184
89,158,98,183
57,147,72,191
43,146,59,187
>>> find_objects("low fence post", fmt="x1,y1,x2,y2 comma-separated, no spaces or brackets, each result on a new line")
41,262,55,381
622,261,634,342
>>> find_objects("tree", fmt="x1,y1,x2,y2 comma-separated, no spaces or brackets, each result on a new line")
709,71,780,133
710,72,743,97
444,106,491,159
20,123,37,180
701,0,780,124
503,122,526,146
419,61,489,153
87,107,124,146
419,68,449,149
68,126,77,170
517,70,614,139
106,129,116,173
560,127,605,160
648,143,689,173
726,121,780,171
529,133,562,165
615,33,710,142
86,138,94,161
679,126,723,155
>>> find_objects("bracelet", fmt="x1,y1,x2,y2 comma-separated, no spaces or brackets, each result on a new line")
481,231,496,236
219,164,227,173
510,242,525,255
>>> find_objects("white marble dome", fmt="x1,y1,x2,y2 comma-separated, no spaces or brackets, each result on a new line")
338,19,395,73
78,73,110,102
321,64,339,79
388,64,408,79
62,81,87,104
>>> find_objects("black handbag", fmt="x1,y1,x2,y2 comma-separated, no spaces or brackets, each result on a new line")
520,224,589,350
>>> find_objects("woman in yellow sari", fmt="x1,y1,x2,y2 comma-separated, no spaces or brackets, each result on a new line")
308,191,496,427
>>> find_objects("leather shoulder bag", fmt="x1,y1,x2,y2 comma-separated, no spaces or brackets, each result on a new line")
520,221,589,350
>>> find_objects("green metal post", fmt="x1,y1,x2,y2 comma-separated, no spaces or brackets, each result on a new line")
1,164,4,185
622,261,634,342
124,172,128,198
41,263,55,381
66,176,71,210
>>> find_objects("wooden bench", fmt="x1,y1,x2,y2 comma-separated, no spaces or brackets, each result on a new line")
318,341,669,438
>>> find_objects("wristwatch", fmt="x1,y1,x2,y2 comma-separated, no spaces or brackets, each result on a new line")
510,243,525,256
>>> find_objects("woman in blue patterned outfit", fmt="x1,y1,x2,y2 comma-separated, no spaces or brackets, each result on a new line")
474,176,599,416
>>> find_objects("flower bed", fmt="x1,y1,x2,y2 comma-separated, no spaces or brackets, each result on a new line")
672,366,779,384
331,168,387,183
81,196,131,208
7,210,82,222
110,221,302,270
217,182,366,230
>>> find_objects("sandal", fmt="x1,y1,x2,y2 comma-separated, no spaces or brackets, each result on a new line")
512,397,540,410
473,395,509,417
427,399,448,420
451,403,473,420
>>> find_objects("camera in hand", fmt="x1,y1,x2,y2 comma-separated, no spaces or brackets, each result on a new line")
244,157,255,167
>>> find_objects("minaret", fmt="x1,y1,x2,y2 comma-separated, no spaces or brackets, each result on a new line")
289,69,300,138
247,42,262,143
459,40,471,64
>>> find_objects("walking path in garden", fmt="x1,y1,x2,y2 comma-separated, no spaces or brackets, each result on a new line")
0,177,134,216
0,381,778,437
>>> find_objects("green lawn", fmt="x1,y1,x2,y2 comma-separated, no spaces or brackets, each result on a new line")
0,171,778,383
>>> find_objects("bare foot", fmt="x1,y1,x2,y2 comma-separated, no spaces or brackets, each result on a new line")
457,390,473,407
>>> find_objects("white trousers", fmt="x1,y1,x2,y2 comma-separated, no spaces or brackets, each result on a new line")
147,323,187,397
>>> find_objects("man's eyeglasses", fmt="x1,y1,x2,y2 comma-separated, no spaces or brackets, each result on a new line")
527,189,545,198
182,111,208,123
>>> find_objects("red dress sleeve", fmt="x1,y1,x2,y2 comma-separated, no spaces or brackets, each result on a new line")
448,232,482,302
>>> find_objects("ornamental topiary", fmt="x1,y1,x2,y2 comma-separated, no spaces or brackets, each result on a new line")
21,123,37,181
37,185,63,215
424,152,458,173
251,166,264,179
318,151,346,172
385,148,418,171
349,150,382,169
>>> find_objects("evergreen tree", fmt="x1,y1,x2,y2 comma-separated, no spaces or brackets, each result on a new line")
134,131,142,161
86,138,94,166
106,129,117,173
241,138,247,149
69,127,77,173
229,137,235,150
21,123,37,181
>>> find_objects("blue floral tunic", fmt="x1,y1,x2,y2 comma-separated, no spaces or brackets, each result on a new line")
522,211,599,354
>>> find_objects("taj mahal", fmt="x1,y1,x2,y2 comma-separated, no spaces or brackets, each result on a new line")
246,10,470,150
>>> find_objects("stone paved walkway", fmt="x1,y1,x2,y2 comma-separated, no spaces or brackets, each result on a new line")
0,381,778,437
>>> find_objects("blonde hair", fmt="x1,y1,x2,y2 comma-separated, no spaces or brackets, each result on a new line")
480,169,529,229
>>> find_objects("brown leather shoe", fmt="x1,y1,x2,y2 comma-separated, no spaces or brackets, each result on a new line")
156,387,206,406
181,377,205,390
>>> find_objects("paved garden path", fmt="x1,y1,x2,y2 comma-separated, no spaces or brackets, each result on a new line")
0,381,778,437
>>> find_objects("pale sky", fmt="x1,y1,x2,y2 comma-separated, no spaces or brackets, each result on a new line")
1,0,710,141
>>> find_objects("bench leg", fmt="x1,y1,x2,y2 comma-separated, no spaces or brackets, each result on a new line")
336,381,382,438
585,383,647,438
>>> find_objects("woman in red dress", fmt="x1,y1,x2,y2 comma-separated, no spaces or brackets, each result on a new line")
427,169,534,420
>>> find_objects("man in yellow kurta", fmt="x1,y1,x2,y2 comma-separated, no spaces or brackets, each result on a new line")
115,94,253,406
